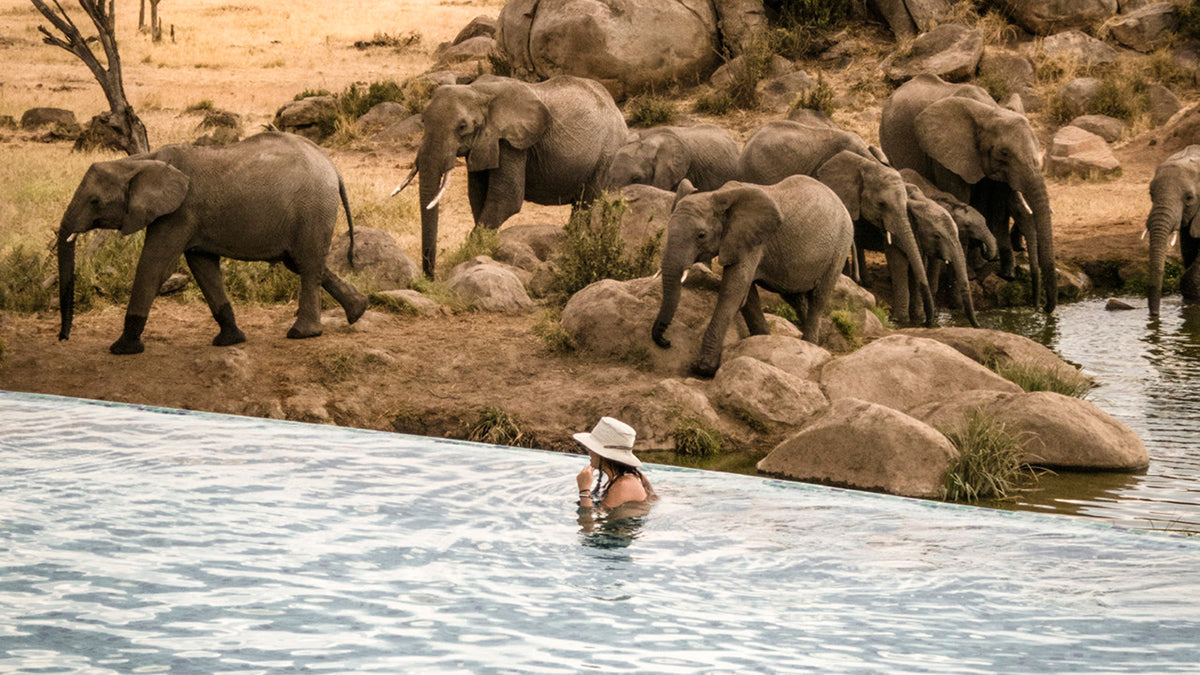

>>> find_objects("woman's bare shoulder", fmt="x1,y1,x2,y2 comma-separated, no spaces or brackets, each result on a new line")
603,474,649,507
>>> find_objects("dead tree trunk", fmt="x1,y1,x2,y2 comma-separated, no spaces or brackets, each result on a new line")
138,0,145,31
149,0,161,42
30,0,150,155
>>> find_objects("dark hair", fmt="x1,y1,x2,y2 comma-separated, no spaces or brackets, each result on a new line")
594,456,655,501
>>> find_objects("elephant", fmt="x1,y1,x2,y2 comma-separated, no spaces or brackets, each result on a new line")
739,121,934,326
880,73,1057,313
393,74,629,278
899,168,997,280
651,176,855,377
603,124,740,193
1146,145,1200,315
57,131,367,355
904,182,980,327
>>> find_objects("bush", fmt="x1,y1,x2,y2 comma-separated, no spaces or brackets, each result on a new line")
941,412,1036,503
789,76,836,117
0,245,53,312
549,194,662,302
1180,1,1200,42
694,88,735,116
222,260,300,305
339,80,406,119
768,0,849,59
468,406,535,447
625,95,676,127
672,418,724,457
440,228,500,274
533,308,576,353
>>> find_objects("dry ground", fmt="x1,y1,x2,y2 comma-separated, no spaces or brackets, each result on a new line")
0,0,1184,466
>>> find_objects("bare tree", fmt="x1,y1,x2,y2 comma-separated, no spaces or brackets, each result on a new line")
31,0,150,155
149,0,162,42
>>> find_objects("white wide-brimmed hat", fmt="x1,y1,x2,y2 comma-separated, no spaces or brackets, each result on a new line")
573,416,641,467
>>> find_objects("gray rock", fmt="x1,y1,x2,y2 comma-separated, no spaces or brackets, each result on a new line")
1105,297,1136,310
1069,114,1126,141
498,224,566,262
1035,30,1119,67
1045,125,1121,178
978,48,1036,89
273,95,336,140
711,356,828,426
758,397,958,499
373,289,448,316
1148,83,1182,126
885,23,985,83
912,390,1149,470
326,227,420,291
20,107,76,130
819,334,1022,412
1004,0,1119,35
447,256,535,312
435,35,497,67
1056,77,1102,119
830,274,877,311
713,0,768,54
758,70,816,112
617,377,725,451
711,53,794,91
616,184,674,258
373,113,423,149
356,101,410,133
158,273,190,295
868,0,955,39
1104,2,1178,52
453,15,498,45
722,334,832,380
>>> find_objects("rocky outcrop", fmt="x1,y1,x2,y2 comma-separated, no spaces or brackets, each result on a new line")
869,0,955,39
273,95,336,140
1045,125,1121,178
711,356,828,426
1103,2,1178,52
721,334,833,380
447,256,535,312
819,334,1023,412
326,227,420,291
1034,30,1119,67
1056,77,1102,119
898,327,1094,394
617,377,725,450
1070,114,1126,142
884,23,985,83
1001,0,1119,35
912,390,1149,470
497,0,722,97
758,397,958,499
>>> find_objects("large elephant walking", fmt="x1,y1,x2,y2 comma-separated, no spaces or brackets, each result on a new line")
1146,145,1200,315
651,176,854,377
57,131,367,355
394,74,629,278
880,74,1057,313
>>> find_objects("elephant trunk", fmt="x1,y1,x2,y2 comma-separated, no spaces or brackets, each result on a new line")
1019,174,1056,313
1146,198,1181,316
418,147,454,279
895,223,936,326
949,247,979,328
57,226,77,341
653,242,690,348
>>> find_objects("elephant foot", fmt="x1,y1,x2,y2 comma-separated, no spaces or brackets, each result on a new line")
109,337,145,355
691,358,719,379
213,328,247,347
286,321,323,340
344,292,368,325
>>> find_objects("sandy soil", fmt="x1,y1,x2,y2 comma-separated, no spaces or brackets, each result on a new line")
0,0,1188,469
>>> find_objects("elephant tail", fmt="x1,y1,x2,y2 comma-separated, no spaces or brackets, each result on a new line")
338,174,356,270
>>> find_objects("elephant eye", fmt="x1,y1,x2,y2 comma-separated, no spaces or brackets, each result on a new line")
456,120,470,135
697,231,707,240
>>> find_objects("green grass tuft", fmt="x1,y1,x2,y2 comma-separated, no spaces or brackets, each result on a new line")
941,412,1036,503
694,88,735,116
625,95,676,127
994,360,1094,398
829,309,860,347
0,244,54,312
532,308,576,353
468,406,535,447
440,227,500,274
671,418,724,457
790,76,836,117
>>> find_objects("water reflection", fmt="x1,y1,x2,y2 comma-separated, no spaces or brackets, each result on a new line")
578,502,651,550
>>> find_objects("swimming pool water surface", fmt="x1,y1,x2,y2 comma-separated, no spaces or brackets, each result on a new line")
2,391,1199,673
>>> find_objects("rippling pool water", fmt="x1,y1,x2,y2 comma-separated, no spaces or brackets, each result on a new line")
978,297,1200,534
3,391,1200,672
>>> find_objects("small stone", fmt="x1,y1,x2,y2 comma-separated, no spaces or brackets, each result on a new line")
1105,298,1136,311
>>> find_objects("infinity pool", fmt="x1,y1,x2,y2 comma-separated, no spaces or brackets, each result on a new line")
2,391,1199,672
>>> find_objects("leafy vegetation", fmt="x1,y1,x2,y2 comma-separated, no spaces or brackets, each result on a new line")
790,76,836,116
289,79,412,140
0,245,54,313
625,95,676,127
672,417,725,457
532,308,575,353
549,193,662,303
941,412,1036,503
468,406,536,447
440,227,500,274
767,0,850,59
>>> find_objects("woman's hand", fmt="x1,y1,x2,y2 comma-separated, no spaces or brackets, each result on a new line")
577,464,594,492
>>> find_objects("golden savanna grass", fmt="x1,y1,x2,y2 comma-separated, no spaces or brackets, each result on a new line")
0,0,518,268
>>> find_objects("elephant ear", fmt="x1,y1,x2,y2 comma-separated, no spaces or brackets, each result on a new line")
712,185,782,267
815,151,864,221
868,145,892,167
914,97,988,185
672,178,697,210
122,160,189,235
468,81,550,172
652,133,688,191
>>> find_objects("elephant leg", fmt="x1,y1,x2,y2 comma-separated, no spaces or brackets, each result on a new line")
1182,234,1200,302
1013,207,1041,307
185,250,245,347
884,246,911,324
467,171,489,225
740,284,770,336
322,267,368,324
286,256,324,339
695,259,759,377
478,147,527,229
977,186,1014,279
110,229,185,355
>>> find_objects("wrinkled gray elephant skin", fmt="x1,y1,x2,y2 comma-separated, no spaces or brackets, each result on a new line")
604,124,740,193
652,176,854,377
880,74,1057,313
57,131,367,355
395,74,628,279
1146,145,1200,315
905,182,980,327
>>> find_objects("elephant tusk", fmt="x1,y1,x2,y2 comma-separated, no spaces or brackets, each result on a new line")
680,269,689,284
886,231,892,246
1016,191,1033,216
425,173,450,210
1141,228,1148,241
65,233,78,244
390,165,419,197
1171,232,1179,248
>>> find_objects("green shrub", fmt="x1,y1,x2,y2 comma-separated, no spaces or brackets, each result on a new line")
768,0,849,59
994,360,1095,398
550,193,661,302
726,36,776,110
533,308,576,353
626,95,676,127
440,227,500,274
1180,1,1200,42
0,245,53,312
672,418,724,457
975,73,1012,104
765,301,799,324
71,232,146,312
941,412,1036,503
790,76,836,117
1090,77,1148,124
694,88,735,116
339,80,406,119
468,406,535,447
829,309,860,346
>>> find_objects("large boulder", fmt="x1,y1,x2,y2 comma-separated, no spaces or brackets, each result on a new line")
1002,0,1119,35
898,327,1093,394
1033,30,1119,67
869,0,956,39
819,334,1023,412
617,377,725,450
1069,114,1126,141
757,397,958,499
884,23,985,83
711,356,828,427
1103,2,1178,52
912,390,1149,470
1056,77,1102,119
721,334,833,380
20,107,76,130
273,95,336,140
326,227,420,291
616,184,674,257
1044,125,1121,178
447,256,535,312
497,0,721,96
714,0,767,54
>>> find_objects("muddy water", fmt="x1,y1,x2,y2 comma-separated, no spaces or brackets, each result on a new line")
978,296,1200,535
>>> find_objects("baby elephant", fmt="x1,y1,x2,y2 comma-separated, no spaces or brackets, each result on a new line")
604,124,740,193
57,131,367,354
652,176,854,377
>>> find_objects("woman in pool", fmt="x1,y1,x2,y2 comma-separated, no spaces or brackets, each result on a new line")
574,416,655,509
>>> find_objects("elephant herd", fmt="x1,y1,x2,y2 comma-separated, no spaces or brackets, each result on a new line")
55,73,1200,375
